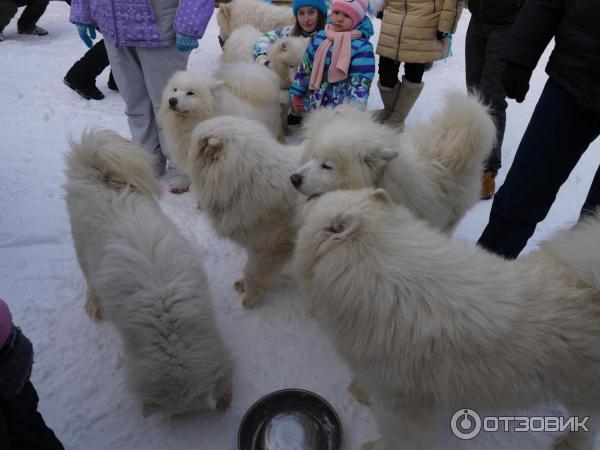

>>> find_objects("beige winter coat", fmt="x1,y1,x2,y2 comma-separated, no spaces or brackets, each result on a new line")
376,0,464,63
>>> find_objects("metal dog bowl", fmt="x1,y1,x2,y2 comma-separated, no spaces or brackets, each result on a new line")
238,389,343,450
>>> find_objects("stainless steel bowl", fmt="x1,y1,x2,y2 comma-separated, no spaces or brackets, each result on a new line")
238,389,343,450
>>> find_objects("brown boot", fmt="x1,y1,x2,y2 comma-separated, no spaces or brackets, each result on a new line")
481,170,496,200
385,76,424,131
373,81,399,123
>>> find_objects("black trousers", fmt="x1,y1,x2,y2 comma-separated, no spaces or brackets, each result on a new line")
465,16,512,174
0,381,64,450
0,0,49,32
378,56,425,87
478,78,600,259
66,38,111,82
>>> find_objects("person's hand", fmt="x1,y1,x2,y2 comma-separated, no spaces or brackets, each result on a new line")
176,33,199,52
501,63,533,103
77,24,96,48
437,30,450,40
292,96,304,114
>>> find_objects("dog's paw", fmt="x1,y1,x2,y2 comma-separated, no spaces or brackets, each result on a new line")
242,294,260,309
85,294,103,321
233,279,246,294
348,380,370,405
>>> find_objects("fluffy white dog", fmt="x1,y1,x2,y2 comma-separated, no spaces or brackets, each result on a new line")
64,130,234,416
158,63,282,175
294,188,600,450
291,94,496,233
187,116,302,308
217,0,294,42
222,25,308,90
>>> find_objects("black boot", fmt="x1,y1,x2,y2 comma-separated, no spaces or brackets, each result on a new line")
64,39,110,100
107,71,118,91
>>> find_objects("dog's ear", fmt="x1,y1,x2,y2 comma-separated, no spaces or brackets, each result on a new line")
327,211,361,241
365,148,398,170
192,136,224,163
219,3,232,21
142,403,159,418
370,188,392,205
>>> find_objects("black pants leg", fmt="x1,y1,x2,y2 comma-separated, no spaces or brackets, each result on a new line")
16,0,49,32
66,39,110,82
403,62,425,83
378,56,401,88
0,0,18,32
478,78,600,259
465,16,510,175
0,381,64,450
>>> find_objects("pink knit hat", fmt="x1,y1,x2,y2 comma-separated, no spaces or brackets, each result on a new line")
331,0,369,27
0,298,13,348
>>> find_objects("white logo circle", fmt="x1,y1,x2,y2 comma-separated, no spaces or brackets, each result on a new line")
451,408,482,440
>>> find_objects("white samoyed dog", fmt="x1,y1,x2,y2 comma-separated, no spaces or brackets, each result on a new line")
217,0,294,43
64,130,233,416
187,116,302,308
294,187,600,450
158,63,282,176
291,93,496,233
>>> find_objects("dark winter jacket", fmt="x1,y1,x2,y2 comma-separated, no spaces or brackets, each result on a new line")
467,0,526,25
0,327,33,400
503,0,600,114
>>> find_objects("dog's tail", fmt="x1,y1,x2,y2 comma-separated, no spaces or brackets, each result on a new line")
413,92,496,174
66,129,161,197
217,61,280,105
542,211,600,289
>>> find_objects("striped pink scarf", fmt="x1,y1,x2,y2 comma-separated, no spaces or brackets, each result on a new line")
309,24,363,90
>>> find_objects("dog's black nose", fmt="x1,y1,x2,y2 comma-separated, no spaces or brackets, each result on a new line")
169,97,177,107
290,173,303,188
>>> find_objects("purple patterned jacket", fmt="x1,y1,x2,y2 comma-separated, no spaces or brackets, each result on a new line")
70,0,214,47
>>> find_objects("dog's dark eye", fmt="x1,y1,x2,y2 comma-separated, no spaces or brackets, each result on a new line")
173,88,178,92
186,91,194,96
288,64,296,69
321,163,332,170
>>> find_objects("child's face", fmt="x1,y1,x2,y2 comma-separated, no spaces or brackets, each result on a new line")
297,7,319,33
331,10,353,32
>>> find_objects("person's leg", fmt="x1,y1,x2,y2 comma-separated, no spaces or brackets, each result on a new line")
104,42,166,175
402,62,425,84
477,23,511,177
375,56,402,122
378,56,401,88
386,62,424,130
136,45,190,190
64,39,110,100
580,164,600,218
0,0,18,33
16,0,49,33
478,79,600,259
2,381,64,450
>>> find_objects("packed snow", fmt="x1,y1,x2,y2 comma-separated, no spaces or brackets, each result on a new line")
1,2,599,449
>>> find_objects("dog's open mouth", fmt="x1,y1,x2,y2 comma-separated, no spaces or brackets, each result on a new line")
169,106,188,115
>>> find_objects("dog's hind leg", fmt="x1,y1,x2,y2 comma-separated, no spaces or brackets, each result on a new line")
241,247,291,309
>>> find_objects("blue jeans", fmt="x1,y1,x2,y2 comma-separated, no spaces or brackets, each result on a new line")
478,78,600,259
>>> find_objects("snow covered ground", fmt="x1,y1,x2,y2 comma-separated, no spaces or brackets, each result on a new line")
1,2,599,449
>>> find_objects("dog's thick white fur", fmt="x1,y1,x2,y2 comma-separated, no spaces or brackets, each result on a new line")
292,93,496,233
221,25,262,63
222,26,308,90
294,188,600,450
158,64,282,174
217,0,294,41
187,116,302,308
64,130,233,416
